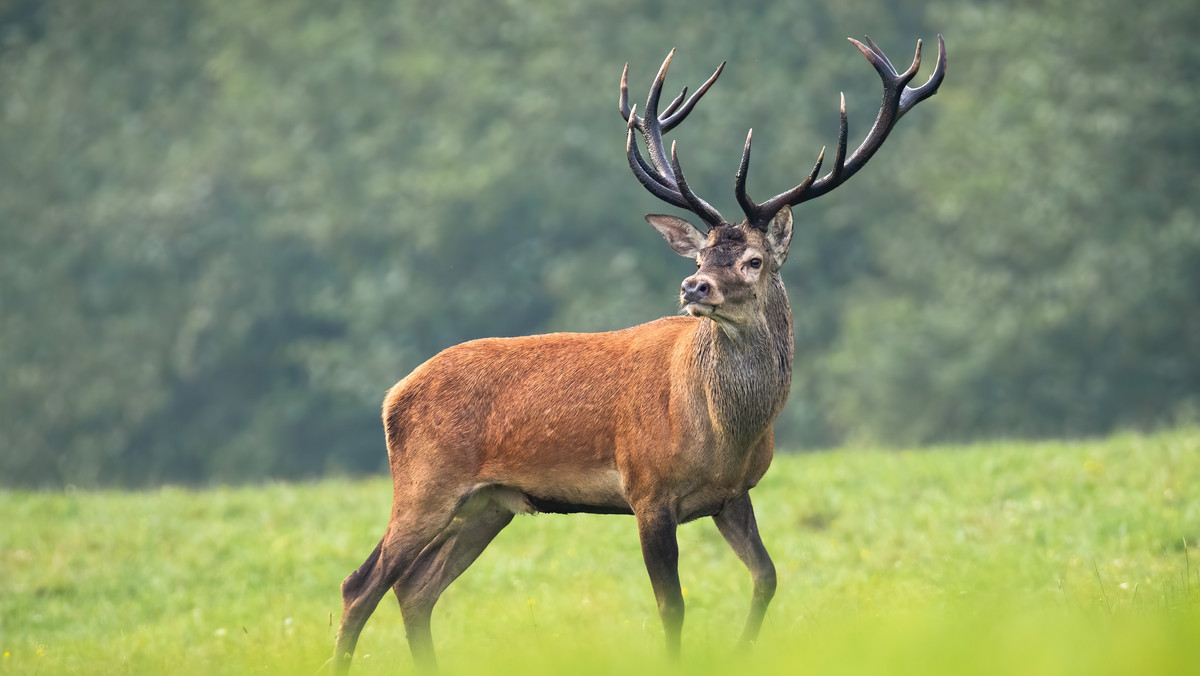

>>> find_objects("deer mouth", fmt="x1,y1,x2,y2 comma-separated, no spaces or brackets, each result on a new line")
683,301,717,318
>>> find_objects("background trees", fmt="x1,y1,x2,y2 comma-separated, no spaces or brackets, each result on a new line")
2,0,1196,486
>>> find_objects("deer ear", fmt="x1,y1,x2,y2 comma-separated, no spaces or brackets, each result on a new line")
766,206,793,271
645,214,707,258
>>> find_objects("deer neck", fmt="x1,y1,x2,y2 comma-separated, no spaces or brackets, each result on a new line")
692,274,794,447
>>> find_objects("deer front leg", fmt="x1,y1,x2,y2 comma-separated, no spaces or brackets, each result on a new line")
713,492,776,646
636,505,684,657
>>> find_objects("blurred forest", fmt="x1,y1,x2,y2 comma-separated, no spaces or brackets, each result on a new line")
2,0,1197,487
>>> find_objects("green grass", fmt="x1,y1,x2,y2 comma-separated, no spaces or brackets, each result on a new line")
2,430,1199,675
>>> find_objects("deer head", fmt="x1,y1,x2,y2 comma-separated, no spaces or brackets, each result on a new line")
620,37,946,328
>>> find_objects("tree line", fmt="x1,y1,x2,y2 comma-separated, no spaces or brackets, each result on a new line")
2,0,1196,487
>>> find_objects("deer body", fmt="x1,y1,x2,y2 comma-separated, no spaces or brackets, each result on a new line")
383,279,791,524
331,36,944,673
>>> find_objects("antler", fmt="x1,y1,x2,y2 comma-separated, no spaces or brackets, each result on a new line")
620,50,728,229
737,34,947,230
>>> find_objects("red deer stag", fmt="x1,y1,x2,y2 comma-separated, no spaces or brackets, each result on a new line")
331,35,945,673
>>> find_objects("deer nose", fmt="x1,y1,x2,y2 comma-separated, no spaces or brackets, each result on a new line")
681,276,711,303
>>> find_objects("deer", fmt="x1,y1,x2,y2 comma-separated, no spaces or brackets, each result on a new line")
329,35,945,673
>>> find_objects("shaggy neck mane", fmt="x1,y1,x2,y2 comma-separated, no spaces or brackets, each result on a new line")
692,274,794,447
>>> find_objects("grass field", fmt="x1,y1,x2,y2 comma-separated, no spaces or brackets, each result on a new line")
2,430,1199,675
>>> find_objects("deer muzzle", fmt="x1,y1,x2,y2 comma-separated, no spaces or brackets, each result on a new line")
681,275,720,316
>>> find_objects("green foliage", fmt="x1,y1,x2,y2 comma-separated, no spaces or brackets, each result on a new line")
2,431,1199,674
1,1,1198,485
818,0,1200,446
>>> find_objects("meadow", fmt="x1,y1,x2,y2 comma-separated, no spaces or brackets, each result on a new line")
2,430,1198,675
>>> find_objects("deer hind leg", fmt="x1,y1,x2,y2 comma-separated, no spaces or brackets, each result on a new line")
712,492,776,647
392,488,519,670
331,491,466,674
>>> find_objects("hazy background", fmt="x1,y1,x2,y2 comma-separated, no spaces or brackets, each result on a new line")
2,0,1197,487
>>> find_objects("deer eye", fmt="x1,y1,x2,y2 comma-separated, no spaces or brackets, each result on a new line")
748,258,762,269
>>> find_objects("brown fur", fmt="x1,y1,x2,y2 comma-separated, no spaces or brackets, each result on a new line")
384,302,790,521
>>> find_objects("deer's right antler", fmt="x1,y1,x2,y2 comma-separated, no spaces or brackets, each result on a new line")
620,50,728,229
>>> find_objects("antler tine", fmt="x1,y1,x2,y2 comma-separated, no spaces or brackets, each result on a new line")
828,93,849,186
734,129,755,218
661,61,724,132
621,51,729,229
661,86,688,119
670,141,725,228
639,49,677,176
737,35,946,227
860,35,897,74
899,34,946,117
619,63,633,121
